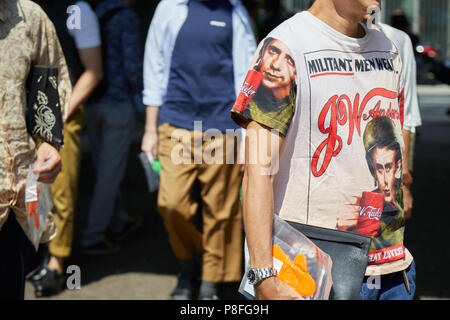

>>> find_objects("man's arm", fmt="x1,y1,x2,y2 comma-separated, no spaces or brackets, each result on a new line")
141,2,172,158
66,46,103,119
402,129,413,219
244,121,302,300
400,30,421,220
244,121,276,270
141,106,160,158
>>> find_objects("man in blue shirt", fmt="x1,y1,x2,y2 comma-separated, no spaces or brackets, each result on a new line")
141,0,255,300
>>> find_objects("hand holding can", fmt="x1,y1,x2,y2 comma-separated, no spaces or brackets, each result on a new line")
355,191,384,236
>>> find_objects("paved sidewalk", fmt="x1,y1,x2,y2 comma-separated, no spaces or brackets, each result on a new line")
25,272,176,300
418,84,450,108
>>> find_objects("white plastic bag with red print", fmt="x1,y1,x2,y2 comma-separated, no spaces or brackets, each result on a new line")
25,163,54,251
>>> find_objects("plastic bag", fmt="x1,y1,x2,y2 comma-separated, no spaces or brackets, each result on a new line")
138,152,160,193
239,215,333,300
25,164,54,251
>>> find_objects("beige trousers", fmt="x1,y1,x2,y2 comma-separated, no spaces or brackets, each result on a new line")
157,123,243,283
48,107,84,258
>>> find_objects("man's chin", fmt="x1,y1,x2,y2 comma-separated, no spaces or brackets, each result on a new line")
383,192,393,204
261,79,279,90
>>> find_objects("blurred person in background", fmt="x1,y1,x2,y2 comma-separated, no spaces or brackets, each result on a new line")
0,0,71,300
391,9,419,52
30,0,103,297
141,0,255,300
80,0,144,255
376,21,422,220
365,1,422,220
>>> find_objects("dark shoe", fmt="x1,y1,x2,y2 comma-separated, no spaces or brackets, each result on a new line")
28,247,51,283
81,239,120,255
109,215,143,243
198,292,219,300
198,281,220,300
29,266,48,284
33,268,66,298
171,286,192,300
170,259,198,300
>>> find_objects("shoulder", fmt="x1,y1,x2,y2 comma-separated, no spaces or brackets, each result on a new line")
73,1,97,21
150,0,183,26
379,23,409,42
155,0,180,12
74,1,94,11
270,12,303,33
366,26,399,55
379,23,410,50
267,12,309,46
18,0,49,23
262,12,307,62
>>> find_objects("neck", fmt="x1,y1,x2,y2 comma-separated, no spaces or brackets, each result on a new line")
308,0,366,38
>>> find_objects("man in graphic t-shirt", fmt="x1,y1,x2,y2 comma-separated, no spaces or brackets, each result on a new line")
231,0,416,300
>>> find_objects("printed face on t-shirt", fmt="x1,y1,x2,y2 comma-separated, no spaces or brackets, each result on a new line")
258,38,297,101
372,146,400,204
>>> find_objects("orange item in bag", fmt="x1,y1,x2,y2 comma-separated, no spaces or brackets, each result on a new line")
28,186,40,229
293,253,307,272
272,245,316,297
273,244,289,264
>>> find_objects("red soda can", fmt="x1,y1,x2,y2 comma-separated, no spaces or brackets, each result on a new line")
232,69,263,112
355,191,384,236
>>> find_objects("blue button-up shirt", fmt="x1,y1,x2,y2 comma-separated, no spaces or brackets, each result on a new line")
95,0,144,114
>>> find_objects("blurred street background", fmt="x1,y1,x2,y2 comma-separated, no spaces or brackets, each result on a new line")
25,0,450,300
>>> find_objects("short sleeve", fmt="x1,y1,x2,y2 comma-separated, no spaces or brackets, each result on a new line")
397,58,406,129
401,35,421,132
230,37,297,136
67,1,101,49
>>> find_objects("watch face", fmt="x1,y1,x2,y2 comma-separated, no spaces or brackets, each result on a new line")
247,270,256,283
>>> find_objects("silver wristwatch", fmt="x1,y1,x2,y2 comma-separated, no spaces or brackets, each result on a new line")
247,267,276,285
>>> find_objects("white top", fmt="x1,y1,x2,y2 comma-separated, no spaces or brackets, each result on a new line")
379,23,422,133
67,1,101,49
274,12,411,274
232,11,413,275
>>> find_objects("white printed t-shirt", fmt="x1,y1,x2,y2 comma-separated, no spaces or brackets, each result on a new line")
232,11,413,276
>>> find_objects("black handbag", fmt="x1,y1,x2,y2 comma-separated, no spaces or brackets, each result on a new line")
26,65,64,147
287,221,372,300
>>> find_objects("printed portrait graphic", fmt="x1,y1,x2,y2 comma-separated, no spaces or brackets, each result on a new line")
231,37,298,136
337,116,405,264
363,116,403,209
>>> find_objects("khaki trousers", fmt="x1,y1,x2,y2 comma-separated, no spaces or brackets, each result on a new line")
48,108,84,258
157,123,243,283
